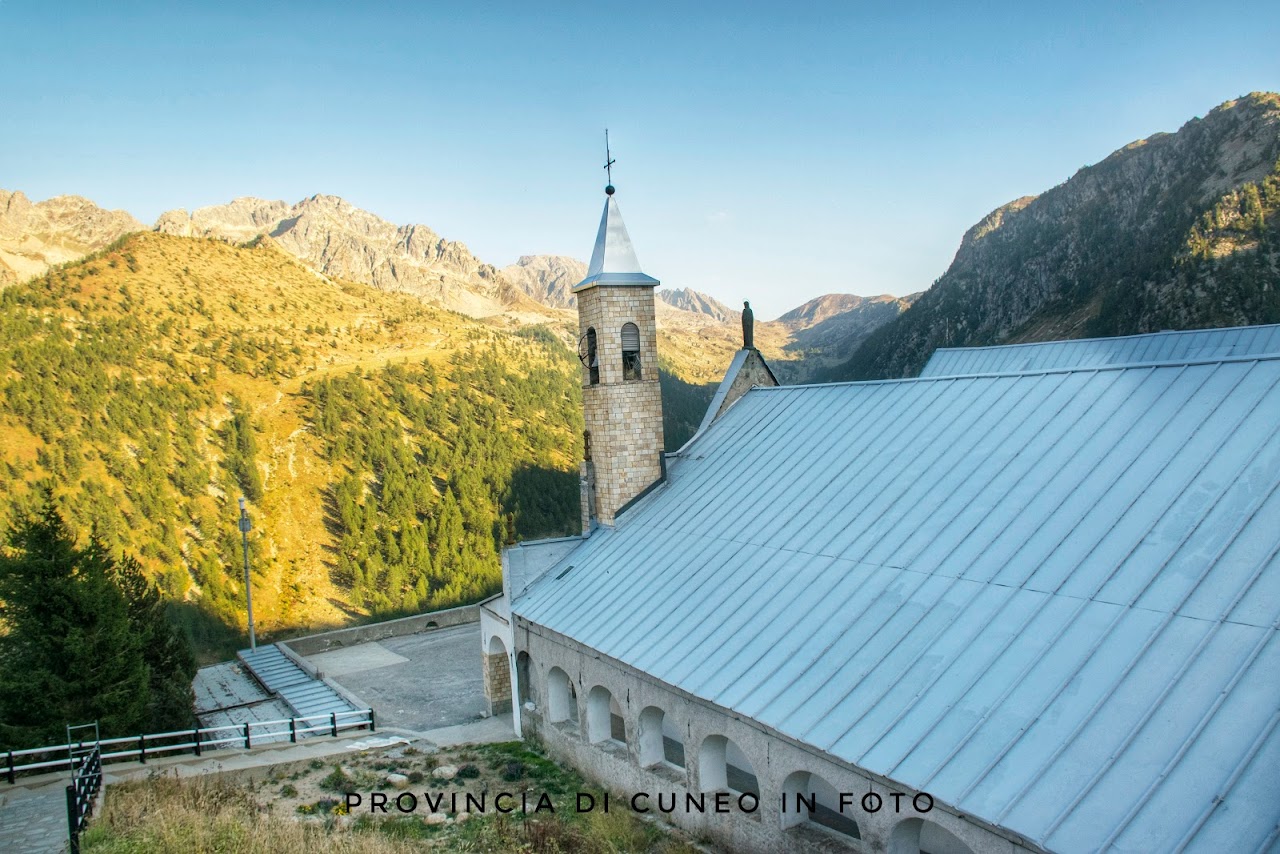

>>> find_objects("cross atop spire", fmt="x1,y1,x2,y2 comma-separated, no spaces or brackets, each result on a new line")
603,129,616,195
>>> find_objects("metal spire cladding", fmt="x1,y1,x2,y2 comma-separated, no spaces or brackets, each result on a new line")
574,139,659,292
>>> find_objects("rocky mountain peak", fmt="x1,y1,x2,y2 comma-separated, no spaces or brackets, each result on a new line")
658,288,737,322
154,194,522,316
777,293,873,327
0,189,143,286
499,255,587,309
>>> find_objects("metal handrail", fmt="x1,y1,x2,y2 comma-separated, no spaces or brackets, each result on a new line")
3,708,375,783
67,745,102,854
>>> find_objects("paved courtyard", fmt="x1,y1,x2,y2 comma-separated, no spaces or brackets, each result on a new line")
300,622,489,735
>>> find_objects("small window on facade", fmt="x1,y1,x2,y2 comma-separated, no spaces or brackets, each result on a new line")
621,322,641,380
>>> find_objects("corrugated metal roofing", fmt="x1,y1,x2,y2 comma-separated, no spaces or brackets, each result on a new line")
920,323,1280,378
515,354,1280,853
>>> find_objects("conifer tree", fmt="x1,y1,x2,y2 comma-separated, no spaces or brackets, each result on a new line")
0,502,194,749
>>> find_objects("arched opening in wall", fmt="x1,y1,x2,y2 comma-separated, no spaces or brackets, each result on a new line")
587,685,626,746
547,667,578,727
621,322,642,380
584,328,600,385
890,817,975,854
484,635,512,715
780,771,860,840
639,706,686,769
698,735,759,796
610,694,626,742
516,651,532,707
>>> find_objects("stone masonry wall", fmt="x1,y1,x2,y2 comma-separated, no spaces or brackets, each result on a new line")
577,285,664,525
483,649,512,715
714,349,780,421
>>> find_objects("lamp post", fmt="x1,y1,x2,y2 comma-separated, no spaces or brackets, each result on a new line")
238,497,256,652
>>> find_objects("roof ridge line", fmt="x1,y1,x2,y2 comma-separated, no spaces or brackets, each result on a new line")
930,322,1280,355
755,351,1280,391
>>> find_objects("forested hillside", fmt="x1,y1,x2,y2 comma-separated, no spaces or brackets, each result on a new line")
0,233,587,659
302,336,582,616
825,92,1280,380
0,231,743,661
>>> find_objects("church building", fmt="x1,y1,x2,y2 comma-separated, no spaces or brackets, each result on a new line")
480,180,1280,853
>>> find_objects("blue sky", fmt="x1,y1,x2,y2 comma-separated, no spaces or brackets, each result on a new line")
1,1,1276,318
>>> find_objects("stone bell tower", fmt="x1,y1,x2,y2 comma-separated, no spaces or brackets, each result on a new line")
574,178,664,527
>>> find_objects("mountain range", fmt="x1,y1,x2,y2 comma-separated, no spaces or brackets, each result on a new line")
825,91,1280,380
3,91,1276,658
1,189,909,383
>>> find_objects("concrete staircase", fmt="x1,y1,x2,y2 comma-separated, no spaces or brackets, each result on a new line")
237,644,356,719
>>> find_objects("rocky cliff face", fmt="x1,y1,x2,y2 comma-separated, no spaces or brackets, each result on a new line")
156,194,540,317
498,262,743,325
0,190,143,286
827,92,1280,380
659,287,738,322
777,293,918,365
499,255,586,309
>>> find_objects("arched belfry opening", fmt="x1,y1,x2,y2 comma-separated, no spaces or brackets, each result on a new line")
572,164,664,527
582,327,600,385
621,322,642,380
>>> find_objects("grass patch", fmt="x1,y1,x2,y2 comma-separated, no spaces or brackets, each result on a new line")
81,773,416,853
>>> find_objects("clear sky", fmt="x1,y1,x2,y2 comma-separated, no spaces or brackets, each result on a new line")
2,1,1276,319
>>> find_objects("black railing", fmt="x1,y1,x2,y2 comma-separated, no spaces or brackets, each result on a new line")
4,708,375,784
66,745,102,854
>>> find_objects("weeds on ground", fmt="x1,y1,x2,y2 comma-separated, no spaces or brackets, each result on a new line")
80,773,418,854
83,741,704,854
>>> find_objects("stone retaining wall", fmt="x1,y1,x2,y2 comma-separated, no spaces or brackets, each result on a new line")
281,604,479,657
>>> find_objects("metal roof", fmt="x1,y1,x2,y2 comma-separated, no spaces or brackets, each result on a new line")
515,354,1280,853
920,324,1280,378
574,193,660,291
696,348,751,437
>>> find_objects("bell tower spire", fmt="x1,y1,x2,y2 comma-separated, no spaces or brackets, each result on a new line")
575,141,664,527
